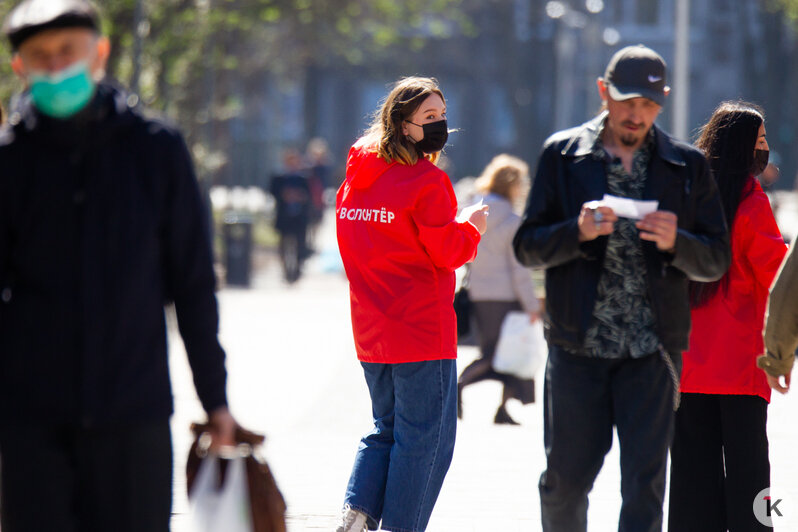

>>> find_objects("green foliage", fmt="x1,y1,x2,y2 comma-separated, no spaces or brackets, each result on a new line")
769,0,798,19
0,0,478,188
0,2,21,111
107,0,472,111
0,0,473,169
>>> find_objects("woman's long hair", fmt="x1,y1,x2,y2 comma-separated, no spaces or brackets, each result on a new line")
363,76,444,166
689,101,764,307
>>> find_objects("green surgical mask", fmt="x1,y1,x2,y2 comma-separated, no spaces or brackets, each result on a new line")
29,61,96,119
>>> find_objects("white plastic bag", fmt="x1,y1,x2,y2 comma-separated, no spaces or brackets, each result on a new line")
189,455,253,532
492,311,547,379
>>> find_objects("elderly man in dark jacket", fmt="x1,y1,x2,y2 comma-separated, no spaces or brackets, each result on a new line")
513,45,730,532
0,1,237,531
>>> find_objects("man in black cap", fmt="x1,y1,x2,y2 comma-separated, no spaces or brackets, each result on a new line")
0,1,237,530
513,45,730,531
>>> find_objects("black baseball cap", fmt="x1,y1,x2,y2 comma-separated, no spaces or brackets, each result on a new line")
603,44,668,106
3,0,100,51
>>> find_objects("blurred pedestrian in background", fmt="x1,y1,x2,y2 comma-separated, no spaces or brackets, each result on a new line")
0,1,237,531
457,154,541,425
759,241,798,393
513,45,730,532
270,147,311,283
669,102,787,532
335,76,488,532
306,137,333,251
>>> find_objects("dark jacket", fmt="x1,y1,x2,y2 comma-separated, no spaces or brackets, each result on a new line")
269,172,310,232
513,113,731,359
0,83,227,426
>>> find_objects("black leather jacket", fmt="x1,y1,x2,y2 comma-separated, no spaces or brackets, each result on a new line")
513,113,730,358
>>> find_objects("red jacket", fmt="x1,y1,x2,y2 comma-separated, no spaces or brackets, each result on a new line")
336,141,480,364
680,180,787,402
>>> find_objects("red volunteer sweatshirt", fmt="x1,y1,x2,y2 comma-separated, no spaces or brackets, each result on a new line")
336,140,480,363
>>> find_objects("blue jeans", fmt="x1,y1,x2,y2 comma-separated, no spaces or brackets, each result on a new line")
344,360,457,532
540,346,674,532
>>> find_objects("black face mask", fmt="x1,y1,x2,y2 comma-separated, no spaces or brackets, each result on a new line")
752,149,769,176
406,119,449,153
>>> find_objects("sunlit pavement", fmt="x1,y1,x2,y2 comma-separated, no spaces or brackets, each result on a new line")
167,202,798,531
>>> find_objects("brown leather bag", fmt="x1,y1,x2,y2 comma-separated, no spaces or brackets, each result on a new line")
186,423,287,532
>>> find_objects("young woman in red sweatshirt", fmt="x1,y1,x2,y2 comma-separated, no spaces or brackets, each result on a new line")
335,77,488,532
668,102,787,531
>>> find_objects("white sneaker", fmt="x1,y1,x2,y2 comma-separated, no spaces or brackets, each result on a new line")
335,505,369,532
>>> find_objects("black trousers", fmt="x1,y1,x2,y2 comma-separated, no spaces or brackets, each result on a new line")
0,421,172,532
278,224,308,283
540,346,674,532
668,393,770,532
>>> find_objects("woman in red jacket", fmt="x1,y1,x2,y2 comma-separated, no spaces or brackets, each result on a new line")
335,77,488,532
668,102,787,531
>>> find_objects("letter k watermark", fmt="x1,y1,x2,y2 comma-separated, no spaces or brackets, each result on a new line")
765,496,783,518
754,487,795,527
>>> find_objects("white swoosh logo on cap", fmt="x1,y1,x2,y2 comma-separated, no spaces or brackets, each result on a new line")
648,75,662,82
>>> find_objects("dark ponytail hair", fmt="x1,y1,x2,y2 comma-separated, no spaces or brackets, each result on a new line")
689,101,764,307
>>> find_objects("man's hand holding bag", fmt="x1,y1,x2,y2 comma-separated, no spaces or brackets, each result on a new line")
187,423,287,532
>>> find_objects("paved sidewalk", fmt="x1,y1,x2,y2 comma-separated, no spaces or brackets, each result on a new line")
167,209,798,532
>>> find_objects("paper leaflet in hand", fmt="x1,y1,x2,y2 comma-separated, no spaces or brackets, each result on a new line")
457,196,485,223
586,194,658,220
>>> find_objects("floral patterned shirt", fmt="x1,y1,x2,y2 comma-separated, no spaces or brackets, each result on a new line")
580,122,660,359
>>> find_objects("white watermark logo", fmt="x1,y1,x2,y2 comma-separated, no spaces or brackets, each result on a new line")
753,487,795,528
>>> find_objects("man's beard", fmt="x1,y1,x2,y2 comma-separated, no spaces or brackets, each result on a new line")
618,119,648,147
620,133,641,147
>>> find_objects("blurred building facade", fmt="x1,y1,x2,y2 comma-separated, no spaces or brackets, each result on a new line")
215,0,798,190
